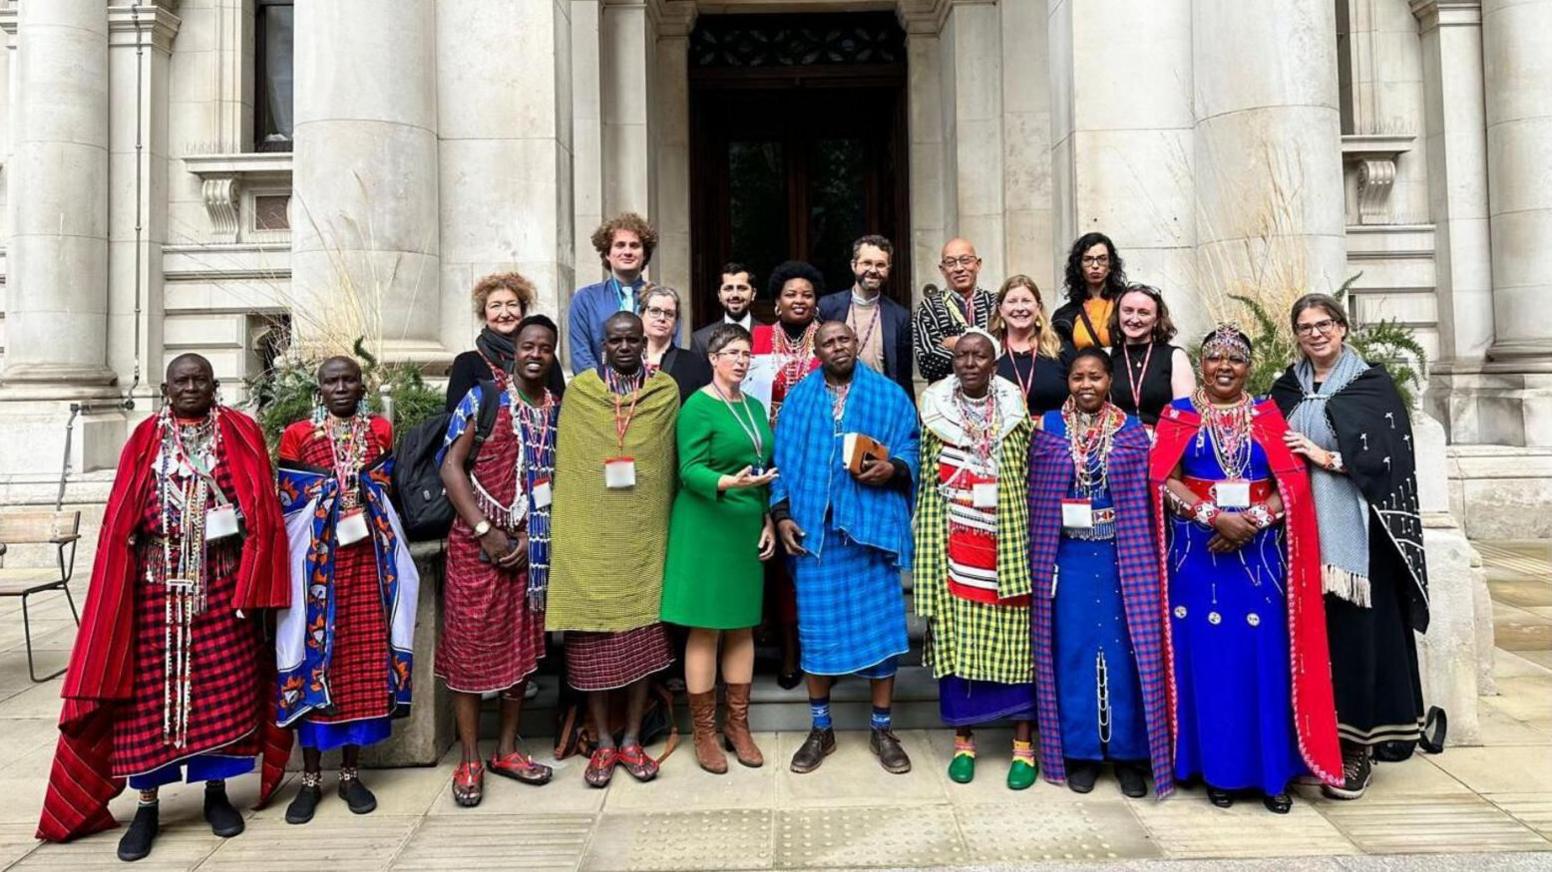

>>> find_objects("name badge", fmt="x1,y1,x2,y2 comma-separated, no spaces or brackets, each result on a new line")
532,477,553,509
604,457,636,489
205,504,240,540
1215,479,1251,509
1061,498,1094,529
335,508,370,546
971,482,998,509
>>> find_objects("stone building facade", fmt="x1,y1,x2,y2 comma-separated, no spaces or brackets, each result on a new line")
2,0,1544,744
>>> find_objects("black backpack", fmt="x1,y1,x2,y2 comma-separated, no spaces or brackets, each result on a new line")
394,379,500,542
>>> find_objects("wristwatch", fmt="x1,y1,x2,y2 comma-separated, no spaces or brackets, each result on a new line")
472,518,492,537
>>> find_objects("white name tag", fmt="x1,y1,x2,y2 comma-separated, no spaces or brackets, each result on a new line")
971,482,998,509
532,478,553,509
205,504,240,540
1061,498,1093,529
1215,479,1251,509
335,509,370,546
604,458,636,489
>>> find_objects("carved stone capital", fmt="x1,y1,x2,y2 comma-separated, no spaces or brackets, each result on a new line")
1342,134,1415,226
184,152,293,243
202,177,241,243
1410,0,1482,30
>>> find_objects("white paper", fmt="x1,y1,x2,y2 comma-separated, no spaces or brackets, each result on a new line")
205,504,240,540
972,482,998,509
1061,499,1094,529
742,355,778,411
335,509,370,546
532,479,553,508
604,458,637,489
1215,479,1251,509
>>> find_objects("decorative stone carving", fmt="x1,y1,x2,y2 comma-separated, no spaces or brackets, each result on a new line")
183,152,293,242
202,177,241,243
690,10,904,67
1342,133,1415,225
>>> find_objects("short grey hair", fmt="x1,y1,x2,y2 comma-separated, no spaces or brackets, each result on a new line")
638,284,681,317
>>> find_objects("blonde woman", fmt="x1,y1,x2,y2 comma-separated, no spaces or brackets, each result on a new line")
989,275,1068,414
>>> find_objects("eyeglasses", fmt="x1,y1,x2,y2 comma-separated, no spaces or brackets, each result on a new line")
940,255,980,268
1081,255,1111,267
1295,318,1340,337
715,350,753,361
485,301,525,313
643,306,677,321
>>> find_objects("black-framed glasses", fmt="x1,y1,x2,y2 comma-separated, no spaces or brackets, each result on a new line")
1295,319,1340,337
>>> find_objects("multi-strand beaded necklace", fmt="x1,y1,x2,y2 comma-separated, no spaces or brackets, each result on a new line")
1061,397,1126,496
774,322,818,390
512,388,555,611
953,386,1001,472
324,413,370,513
1191,387,1254,480
154,407,222,749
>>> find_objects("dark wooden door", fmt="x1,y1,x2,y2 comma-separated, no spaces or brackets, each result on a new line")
688,15,910,328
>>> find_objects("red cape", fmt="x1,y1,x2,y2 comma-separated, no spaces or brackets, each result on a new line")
37,410,293,842
1148,398,1342,786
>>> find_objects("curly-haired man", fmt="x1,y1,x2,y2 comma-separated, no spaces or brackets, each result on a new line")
568,212,658,373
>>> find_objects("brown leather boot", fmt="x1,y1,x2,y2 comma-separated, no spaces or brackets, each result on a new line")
688,690,727,774
721,683,764,768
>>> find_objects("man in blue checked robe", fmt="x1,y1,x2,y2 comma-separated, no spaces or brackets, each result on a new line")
771,321,920,775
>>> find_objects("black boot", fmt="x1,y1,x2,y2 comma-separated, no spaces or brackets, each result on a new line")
1066,759,1100,794
338,766,378,815
203,780,245,837
285,772,323,825
1115,762,1149,798
116,803,159,862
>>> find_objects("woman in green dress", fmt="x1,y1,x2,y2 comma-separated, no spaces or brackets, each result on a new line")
661,323,779,774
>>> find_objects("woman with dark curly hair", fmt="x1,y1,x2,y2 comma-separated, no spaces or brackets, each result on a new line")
1052,233,1128,352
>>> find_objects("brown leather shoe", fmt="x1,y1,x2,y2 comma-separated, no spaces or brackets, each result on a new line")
870,728,911,774
688,689,727,774
789,727,835,774
721,683,764,768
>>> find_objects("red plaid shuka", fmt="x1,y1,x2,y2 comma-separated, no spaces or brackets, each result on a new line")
564,624,674,692
1149,399,1342,786
37,411,291,843
278,419,394,724
1028,416,1174,796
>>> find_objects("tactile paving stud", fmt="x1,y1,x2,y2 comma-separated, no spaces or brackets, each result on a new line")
955,800,1160,863
585,808,773,871
776,805,966,868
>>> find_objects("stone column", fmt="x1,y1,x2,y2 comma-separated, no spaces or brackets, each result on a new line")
903,23,946,299
652,5,695,322
573,0,605,309
998,0,1053,294
1050,0,1198,330
1482,0,1552,370
291,2,441,361
599,0,656,225
436,0,575,353
1192,0,1348,308
2,0,115,393
940,1,1005,287
1413,0,1495,366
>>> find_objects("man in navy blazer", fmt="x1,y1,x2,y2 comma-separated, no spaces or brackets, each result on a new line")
816,234,916,404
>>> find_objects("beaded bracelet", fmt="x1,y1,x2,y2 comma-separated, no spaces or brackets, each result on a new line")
1245,502,1283,530
1190,499,1221,527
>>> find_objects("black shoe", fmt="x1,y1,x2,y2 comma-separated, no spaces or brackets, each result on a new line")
869,729,912,774
789,727,836,774
1206,786,1234,808
1066,759,1100,794
1264,791,1293,814
338,775,378,815
1115,762,1148,798
285,782,322,825
203,782,245,837
1322,747,1373,800
116,803,159,862
777,669,803,691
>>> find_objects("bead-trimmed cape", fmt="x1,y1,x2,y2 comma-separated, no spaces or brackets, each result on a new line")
1028,413,1174,795
37,410,292,842
1148,398,1343,786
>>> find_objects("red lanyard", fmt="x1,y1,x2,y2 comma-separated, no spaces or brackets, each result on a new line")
607,372,642,455
1008,351,1036,401
1122,342,1154,413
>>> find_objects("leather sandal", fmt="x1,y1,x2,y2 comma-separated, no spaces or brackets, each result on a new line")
584,747,619,788
489,750,553,785
452,760,484,807
618,743,660,782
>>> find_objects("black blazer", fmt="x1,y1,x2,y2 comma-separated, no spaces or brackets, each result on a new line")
816,290,915,403
660,345,712,405
691,316,769,355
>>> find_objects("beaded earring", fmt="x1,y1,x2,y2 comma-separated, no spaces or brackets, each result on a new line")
356,395,370,417
311,391,327,430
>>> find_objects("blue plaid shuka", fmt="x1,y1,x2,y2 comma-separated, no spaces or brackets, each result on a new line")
772,363,920,675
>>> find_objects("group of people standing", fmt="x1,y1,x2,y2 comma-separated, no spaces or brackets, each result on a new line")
33,212,1431,863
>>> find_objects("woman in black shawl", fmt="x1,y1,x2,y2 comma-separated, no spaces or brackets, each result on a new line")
446,272,567,411
1272,293,1429,802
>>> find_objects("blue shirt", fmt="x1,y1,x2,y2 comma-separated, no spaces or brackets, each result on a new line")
568,275,645,373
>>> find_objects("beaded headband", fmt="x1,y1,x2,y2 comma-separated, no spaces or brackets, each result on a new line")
1202,322,1252,361
959,326,1003,359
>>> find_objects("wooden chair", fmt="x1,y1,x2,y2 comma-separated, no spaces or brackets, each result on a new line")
0,510,82,681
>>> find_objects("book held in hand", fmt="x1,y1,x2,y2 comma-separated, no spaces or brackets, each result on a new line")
842,432,889,474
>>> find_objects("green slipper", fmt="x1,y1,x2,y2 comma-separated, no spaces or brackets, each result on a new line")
948,752,976,784
1007,757,1037,791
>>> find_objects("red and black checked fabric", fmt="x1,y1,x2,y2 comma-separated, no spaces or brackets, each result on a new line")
284,424,392,724
110,462,264,777
435,403,546,693
564,624,673,691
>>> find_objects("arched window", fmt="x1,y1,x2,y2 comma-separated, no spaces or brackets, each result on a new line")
255,0,294,151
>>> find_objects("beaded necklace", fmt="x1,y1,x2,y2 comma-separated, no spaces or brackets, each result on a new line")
325,414,370,511
512,386,555,611
774,322,818,390
1191,387,1254,480
1061,397,1125,496
825,378,851,434
952,385,1001,472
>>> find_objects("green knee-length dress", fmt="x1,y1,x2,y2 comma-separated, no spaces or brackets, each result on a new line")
660,388,775,629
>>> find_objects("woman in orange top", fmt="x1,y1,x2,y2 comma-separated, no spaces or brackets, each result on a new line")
1052,232,1128,352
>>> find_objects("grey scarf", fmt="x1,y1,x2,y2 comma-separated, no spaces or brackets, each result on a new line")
1288,345,1372,607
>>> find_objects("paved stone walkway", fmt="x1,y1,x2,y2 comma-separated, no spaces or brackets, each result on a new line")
0,541,1549,870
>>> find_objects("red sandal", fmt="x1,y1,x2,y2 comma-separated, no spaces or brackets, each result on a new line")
489,750,553,786
584,747,619,788
452,760,484,807
618,744,659,783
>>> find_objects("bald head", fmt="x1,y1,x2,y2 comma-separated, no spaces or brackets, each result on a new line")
939,237,983,294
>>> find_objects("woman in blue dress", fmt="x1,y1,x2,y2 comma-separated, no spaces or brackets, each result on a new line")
1148,325,1343,813
1029,347,1174,798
